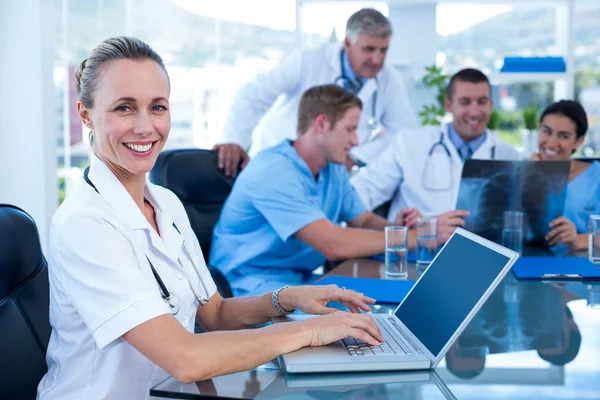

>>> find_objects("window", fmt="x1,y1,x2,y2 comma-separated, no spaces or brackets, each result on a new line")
55,0,311,201
437,1,600,156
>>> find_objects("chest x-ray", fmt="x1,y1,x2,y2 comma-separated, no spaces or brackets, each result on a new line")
456,160,570,248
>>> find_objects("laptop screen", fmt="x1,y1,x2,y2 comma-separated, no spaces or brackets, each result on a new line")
394,233,510,357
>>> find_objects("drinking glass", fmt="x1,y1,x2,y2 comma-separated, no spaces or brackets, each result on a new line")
589,215,600,264
502,211,523,255
385,226,408,279
416,216,437,266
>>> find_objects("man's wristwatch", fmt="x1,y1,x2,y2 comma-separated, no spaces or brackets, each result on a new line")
272,285,296,316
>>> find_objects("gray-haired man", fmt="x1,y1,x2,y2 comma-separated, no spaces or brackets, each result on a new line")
214,8,416,177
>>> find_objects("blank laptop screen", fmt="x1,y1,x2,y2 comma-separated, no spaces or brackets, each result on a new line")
394,233,510,357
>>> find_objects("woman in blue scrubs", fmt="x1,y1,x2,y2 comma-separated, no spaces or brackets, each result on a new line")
532,100,600,253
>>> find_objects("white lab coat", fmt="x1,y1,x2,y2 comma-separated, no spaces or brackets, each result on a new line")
222,42,417,163
350,124,521,221
37,156,217,400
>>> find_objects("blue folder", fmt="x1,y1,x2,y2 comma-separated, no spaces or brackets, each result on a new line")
512,256,600,280
315,276,415,304
500,56,566,73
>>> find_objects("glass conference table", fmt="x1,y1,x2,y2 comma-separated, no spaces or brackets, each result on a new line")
151,256,600,400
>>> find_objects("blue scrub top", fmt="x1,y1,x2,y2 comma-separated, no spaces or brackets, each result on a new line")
210,140,367,295
552,161,600,255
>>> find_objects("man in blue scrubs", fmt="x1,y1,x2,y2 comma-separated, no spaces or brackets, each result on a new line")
210,85,393,296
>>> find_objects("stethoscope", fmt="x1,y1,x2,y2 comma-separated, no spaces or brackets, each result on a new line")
422,128,496,192
83,167,210,315
333,50,380,139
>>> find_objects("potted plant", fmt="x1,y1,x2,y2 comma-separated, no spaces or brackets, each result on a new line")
487,109,500,135
419,65,448,126
522,107,539,155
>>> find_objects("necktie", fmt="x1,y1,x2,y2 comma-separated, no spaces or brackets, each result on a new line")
458,144,473,162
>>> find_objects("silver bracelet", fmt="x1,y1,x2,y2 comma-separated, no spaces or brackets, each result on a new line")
272,285,295,316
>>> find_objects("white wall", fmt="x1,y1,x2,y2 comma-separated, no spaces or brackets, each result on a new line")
0,0,58,249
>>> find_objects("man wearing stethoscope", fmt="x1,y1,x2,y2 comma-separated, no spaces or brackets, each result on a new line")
212,8,416,178
351,68,520,240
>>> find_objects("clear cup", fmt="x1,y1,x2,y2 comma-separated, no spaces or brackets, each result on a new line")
416,216,437,266
589,215,600,264
586,285,600,310
502,211,523,255
385,226,408,279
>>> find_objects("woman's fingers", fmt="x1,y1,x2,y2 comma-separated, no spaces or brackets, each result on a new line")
336,291,375,311
549,216,567,228
356,315,384,343
335,287,375,304
308,313,383,347
549,231,577,247
344,303,362,314
548,229,570,246
546,223,571,243
343,314,383,342
346,328,381,346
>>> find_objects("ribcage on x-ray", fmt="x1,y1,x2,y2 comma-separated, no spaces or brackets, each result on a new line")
457,160,570,246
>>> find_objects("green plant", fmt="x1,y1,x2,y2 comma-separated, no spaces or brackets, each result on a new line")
58,176,66,204
497,130,524,147
497,110,524,131
522,107,539,130
487,109,501,130
419,65,448,126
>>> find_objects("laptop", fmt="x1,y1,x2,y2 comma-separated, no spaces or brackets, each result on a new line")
272,228,519,373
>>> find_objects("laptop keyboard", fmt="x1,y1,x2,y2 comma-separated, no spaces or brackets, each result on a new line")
342,318,420,356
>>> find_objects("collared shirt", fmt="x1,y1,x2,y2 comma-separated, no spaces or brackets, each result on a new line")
37,156,217,400
447,122,487,157
341,49,366,93
210,140,367,295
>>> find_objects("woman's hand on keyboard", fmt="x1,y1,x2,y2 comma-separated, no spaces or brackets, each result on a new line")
299,312,383,347
277,284,376,315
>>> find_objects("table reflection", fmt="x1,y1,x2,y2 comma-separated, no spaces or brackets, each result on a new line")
443,274,581,381
152,370,456,400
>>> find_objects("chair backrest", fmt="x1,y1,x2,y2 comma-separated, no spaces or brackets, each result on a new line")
150,149,235,262
150,149,235,298
0,204,51,399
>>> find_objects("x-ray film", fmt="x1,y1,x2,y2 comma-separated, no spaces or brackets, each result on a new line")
456,160,570,248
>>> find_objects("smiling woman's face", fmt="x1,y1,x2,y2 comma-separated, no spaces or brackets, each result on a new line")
537,113,584,161
79,58,171,176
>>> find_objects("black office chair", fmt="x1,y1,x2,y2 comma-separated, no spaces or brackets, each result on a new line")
373,199,392,219
0,204,52,400
150,149,235,299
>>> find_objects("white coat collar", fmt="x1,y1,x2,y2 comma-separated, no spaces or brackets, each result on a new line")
87,155,184,260
441,124,462,167
88,155,150,231
326,42,379,96
326,42,344,74
441,124,495,164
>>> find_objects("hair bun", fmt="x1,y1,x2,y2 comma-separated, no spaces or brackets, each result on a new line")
75,58,88,95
